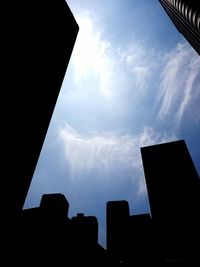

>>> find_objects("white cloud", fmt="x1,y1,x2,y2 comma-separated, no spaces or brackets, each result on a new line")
70,14,161,103
72,25,200,128
157,42,200,125
59,123,177,195
117,43,159,89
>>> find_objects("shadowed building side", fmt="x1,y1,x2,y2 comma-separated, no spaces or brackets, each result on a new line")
11,0,79,212
159,0,200,55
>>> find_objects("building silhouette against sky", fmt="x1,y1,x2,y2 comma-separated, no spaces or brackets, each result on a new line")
40,193,70,219
159,0,200,55
15,140,200,265
106,200,130,263
12,0,79,212
141,140,200,262
12,1,200,263
16,193,111,266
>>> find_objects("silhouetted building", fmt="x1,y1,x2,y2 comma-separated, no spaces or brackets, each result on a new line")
106,200,130,263
141,140,200,262
16,194,72,266
127,214,156,264
12,0,79,212
16,193,110,266
40,193,69,218
71,213,98,245
106,200,156,265
159,0,200,55
70,213,110,265
14,139,200,265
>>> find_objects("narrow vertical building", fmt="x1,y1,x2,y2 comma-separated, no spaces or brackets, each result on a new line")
159,0,200,55
106,200,130,263
141,140,200,261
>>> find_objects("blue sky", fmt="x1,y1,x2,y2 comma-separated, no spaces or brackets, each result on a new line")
24,0,200,248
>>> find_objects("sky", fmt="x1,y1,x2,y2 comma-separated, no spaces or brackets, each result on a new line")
24,0,200,248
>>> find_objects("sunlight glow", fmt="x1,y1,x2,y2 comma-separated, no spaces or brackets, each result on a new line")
72,15,113,99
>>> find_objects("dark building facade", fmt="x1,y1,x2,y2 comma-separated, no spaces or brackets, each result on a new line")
106,200,155,265
15,140,200,265
12,0,79,212
141,140,200,262
106,200,130,262
40,193,69,218
128,214,156,264
71,213,99,245
159,0,200,55
16,194,111,266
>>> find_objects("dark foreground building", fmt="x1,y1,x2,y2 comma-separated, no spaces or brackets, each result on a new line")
159,0,200,55
15,140,199,265
16,194,111,266
141,140,200,263
106,200,155,265
106,200,130,263
11,0,79,212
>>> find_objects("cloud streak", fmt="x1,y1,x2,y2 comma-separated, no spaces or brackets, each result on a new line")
72,17,200,129
157,42,200,125
71,14,162,104
117,43,159,90
59,123,177,195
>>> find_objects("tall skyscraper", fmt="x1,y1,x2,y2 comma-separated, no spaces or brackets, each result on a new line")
11,1,79,212
159,0,200,55
141,140,200,261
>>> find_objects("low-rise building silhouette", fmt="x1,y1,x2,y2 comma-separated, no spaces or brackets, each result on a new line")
71,213,98,245
16,194,111,266
15,139,200,265
106,200,156,265
40,193,69,219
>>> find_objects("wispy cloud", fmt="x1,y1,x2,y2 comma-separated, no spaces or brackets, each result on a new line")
59,123,177,195
71,14,161,102
117,43,159,90
72,21,200,128
157,42,200,125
